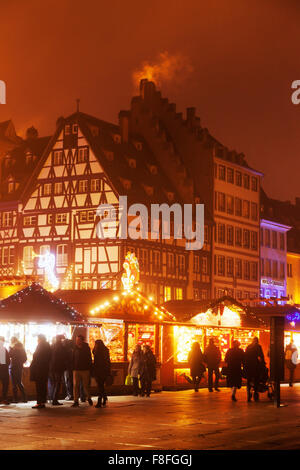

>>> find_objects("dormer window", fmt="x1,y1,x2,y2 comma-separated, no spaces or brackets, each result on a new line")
77,147,89,163
72,124,78,134
53,150,63,166
113,134,121,144
65,125,71,135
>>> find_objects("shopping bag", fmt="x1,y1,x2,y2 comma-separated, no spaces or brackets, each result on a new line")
125,374,133,386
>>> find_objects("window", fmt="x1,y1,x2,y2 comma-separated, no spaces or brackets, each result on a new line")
65,125,71,135
202,256,208,274
235,227,242,247
91,179,100,192
8,246,14,265
204,226,209,243
266,259,271,277
272,231,277,249
243,229,250,249
235,198,242,216
43,184,52,196
2,212,12,227
227,257,234,277
79,211,94,223
217,256,225,276
175,287,183,300
164,286,172,302
53,150,63,166
77,147,88,163
251,202,258,221
23,246,33,268
214,164,218,178
80,281,92,289
55,213,68,224
287,263,293,277
218,223,225,243
194,288,200,300
140,249,149,271
24,215,37,226
8,181,15,193
251,177,258,192
242,200,250,218
243,174,250,189
272,260,278,278
78,180,88,193
178,255,185,274
236,171,242,186
227,167,234,183
261,258,265,276
40,245,50,256
218,192,225,212
244,261,250,280
227,195,234,214
2,247,8,265
57,244,68,266
251,232,258,251
54,182,63,195
193,255,200,273
227,225,234,246
47,214,53,224
152,251,161,272
265,229,271,247
218,165,225,180
280,262,285,279
72,124,78,134
279,233,284,250
235,259,242,279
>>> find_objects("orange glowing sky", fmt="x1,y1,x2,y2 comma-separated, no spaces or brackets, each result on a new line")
1,0,300,201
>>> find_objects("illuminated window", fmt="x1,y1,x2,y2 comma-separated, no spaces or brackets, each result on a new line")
287,263,293,277
80,281,92,289
164,286,172,301
2,246,8,265
175,287,183,300
55,213,68,224
23,246,33,268
2,212,12,227
72,124,78,134
24,215,36,226
40,245,50,256
57,244,68,266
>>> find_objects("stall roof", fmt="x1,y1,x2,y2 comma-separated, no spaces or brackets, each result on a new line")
249,304,300,328
0,283,85,323
164,296,268,328
57,289,175,323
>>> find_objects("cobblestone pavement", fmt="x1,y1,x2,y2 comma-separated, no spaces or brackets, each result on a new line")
1,384,300,450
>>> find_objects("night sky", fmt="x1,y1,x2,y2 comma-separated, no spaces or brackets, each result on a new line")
1,0,300,201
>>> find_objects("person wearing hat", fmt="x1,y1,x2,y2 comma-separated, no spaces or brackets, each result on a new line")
224,340,245,402
0,336,10,405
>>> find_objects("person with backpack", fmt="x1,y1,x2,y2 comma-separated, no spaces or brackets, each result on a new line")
285,342,298,387
9,337,27,403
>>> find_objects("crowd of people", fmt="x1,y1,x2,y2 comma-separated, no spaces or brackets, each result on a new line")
187,336,298,402
0,334,157,408
0,333,298,407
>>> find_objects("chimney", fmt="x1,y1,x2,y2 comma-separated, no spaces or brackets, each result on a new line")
119,110,130,143
140,79,156,101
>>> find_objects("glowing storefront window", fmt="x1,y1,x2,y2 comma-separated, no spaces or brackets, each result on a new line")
174,325,204,363
128,324,156,359
88,321,124,362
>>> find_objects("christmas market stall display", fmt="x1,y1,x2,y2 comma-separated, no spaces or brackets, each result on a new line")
162,296,269,388
250,304,300,382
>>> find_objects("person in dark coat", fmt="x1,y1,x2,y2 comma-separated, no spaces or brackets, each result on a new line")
188,342,206,392
204,338,221,392
244,337,265,402
285,342,298,387
224,340,245,401
0,336,10,405
128,344,144,396
92,339,111,408
141,345,156,397
49,335,68,406
71,335,93,407
30,335,52,409
9,337,27,403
